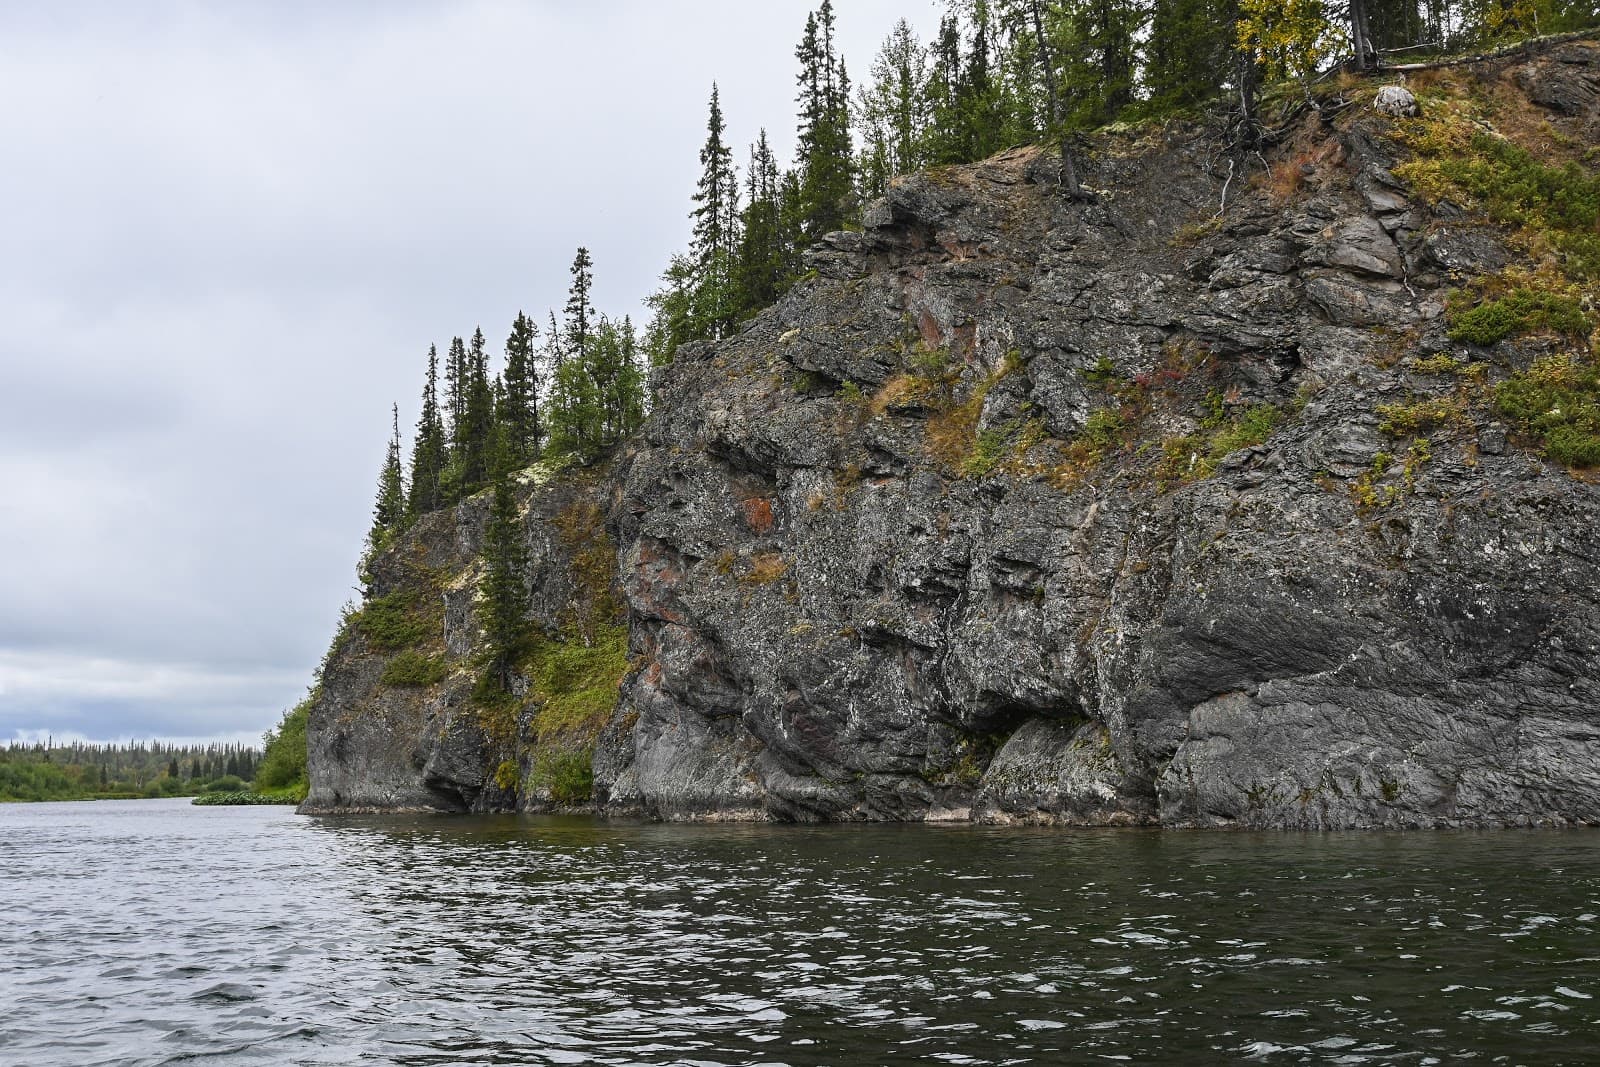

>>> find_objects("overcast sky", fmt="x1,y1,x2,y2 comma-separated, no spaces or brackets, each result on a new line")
1,0,940,746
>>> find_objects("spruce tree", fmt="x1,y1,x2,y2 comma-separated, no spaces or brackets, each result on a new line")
734,130,789,320
564,247,595,366
456,326,496,494
691,84,742,340
444,335,468,452
1146,0,1232,111
441,335,469,503
502,311,542,467
794,2,856,241
369,403,406,548
548,249,603,458
480,426,532,688
408,344,448,517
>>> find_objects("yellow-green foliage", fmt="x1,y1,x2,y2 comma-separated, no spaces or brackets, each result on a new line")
380,650,450,688
1154,402,1282,487
1394,102,1600,280
357,588,434,651
1447,286,1591,345
493,759,520,792
1494,352,1600,467
552,500,621,636
1352,438,1433,510
525,623,629,739
1410,353,1487,380
961,426,1012,478
1352,450,1400,509
1375,395,1468,437
1206,402,1280,458
1235,0,1346,86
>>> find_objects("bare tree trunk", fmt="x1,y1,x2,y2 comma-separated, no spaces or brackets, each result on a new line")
1350,0,1375,70
1028,0,1088,199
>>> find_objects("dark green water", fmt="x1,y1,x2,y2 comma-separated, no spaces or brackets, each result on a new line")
3,798,1598,1065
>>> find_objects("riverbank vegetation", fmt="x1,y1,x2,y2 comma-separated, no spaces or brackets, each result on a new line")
0,740,264,803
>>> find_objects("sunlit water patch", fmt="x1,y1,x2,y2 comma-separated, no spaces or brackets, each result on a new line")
2,799,1598,1064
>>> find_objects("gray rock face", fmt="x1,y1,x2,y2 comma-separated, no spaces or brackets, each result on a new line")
306,44,1600,828
300,470,612,815
591,113,1600,828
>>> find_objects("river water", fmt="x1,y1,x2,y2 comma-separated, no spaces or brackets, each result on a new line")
3,799,1599,1065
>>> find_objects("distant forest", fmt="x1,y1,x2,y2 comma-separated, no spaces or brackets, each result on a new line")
0,739,263,802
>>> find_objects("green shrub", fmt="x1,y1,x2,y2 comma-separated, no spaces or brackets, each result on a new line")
202,774,246,793
1376,395,1467,437
357,589,432,651
525,624,629,738
493,759,521,792
1081,408,1127,449
1207,403,1280,459
961,427,1011,478
531,749,594,805
1494,354,1600,468
1398,122,1600,280
192,791,298,806
255,698,310,794
1447,288,1590,346
380,650,450,688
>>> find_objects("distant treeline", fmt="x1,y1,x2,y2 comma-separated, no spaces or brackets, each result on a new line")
0,740,263,802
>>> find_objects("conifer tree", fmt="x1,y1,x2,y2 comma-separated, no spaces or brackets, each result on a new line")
734,130,789,319
501,311,542,467
369,403,406,547
564,247,595,366
444,335,468,454
691,84,743,341
1146,0,1232,110
548,248,604,458
856,19,931,196
794,2,856,241
455,326,496,494
408,344,448,517
480,425,532,689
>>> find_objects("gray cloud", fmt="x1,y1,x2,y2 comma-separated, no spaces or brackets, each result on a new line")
2,1,939,742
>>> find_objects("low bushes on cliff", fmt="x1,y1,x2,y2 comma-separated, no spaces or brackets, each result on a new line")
1495,352,1600,467
356,588,436,651
380,650,451,688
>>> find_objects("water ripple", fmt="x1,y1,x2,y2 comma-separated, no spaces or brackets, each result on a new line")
2,800,1599,1064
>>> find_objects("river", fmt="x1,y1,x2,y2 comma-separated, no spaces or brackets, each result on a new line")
2,798,1598,1065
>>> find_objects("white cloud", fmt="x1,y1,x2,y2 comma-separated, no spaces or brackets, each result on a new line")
0,0,939,741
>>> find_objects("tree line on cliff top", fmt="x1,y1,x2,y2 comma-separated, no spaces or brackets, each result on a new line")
364,0,1597,561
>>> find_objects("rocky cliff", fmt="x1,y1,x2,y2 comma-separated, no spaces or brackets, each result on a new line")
305,41,1600,827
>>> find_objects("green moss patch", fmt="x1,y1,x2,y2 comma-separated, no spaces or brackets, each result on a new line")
1394,99,1600,280
380,650,450,688
356,589,436,651
1447,286,1591,346
1494,353,1600,467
